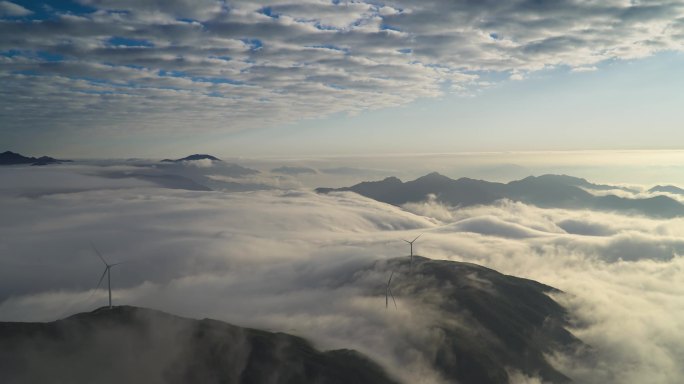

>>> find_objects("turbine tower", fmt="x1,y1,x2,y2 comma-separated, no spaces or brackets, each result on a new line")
403,234,421,269
386,271,397,309
91,243,121,309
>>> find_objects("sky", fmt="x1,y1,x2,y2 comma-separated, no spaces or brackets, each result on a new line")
5,3,684,382
1,0,683,157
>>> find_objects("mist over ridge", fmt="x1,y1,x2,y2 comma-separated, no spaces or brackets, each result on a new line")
2,158,684,383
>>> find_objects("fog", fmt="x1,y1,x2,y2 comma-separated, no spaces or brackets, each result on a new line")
1,160,684,383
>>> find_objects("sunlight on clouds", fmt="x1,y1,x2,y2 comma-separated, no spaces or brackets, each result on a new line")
2,164,684,383
1,1,683,139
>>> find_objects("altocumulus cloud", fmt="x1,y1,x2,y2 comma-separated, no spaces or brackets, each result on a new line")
2,165,684,383
1,0,683,137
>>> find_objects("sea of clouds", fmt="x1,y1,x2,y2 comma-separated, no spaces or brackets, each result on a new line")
1,161,684,383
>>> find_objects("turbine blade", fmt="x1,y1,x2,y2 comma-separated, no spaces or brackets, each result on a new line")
385,289,389,308
95,267,108,291
403,239,411,244
389,287,397,309
388,271,394,285
91,242,109,266
412,234,421,242
109,262,124,267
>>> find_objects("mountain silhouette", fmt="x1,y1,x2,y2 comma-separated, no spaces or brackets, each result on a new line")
0,306,398,384
0,151,70,166
357,256,582,384
317,173,684,217
159,154,259,179
161,154,222,162
649,185,684,195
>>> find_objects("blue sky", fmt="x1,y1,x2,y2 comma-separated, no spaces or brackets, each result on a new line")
1,1,683,157
222,52,684,157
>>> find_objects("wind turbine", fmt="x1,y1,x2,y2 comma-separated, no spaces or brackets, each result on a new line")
386,271,397,309
403,234,421,269
91,243,121,309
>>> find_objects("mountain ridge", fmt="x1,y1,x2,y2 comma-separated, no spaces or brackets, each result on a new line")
363,256,582,383
317,173,684,217
0,150,71,166
0,305,398,384
161,154,222,162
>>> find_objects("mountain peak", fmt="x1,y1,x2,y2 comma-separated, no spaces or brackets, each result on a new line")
381,176,402,183
161,154,222,162
0,151,68,166
414,171,452,182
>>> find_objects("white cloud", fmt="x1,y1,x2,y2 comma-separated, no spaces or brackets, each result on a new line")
2,165,684,382
0,1,31,16
572,66,598,72
1,1,683,138
181,158,214,168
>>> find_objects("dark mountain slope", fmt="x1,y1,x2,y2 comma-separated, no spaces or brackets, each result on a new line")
0,306,398,384
368,256,582,384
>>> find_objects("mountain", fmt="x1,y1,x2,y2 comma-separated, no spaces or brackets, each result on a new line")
0,151,70,166
0,306,398,384
359,256,582,384
159,154,259,178
317,173,684,217
649,185,684,195
0,258,586,383
161,154,222,162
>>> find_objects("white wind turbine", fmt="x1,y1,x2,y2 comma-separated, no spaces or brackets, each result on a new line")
386,271,397,309
403,234,421,269
91,243,122,309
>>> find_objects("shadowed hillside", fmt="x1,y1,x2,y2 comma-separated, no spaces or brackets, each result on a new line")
0,306,398,384
358,256,583,384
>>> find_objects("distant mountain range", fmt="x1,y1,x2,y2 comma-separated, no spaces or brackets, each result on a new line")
0,306,397,384
649,185,684,195
161,154,222,162
317,173,684,217
0,151,70,166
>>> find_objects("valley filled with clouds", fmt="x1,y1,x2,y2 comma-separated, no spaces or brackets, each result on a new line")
2,159,684,383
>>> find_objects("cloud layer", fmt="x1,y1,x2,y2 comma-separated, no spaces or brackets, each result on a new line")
2,163,684,383
1,1,683,138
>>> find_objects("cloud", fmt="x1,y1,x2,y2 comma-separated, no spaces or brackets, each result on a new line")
1,1,683,139
0,1,31,16
181,158,214,168
401,193,453,223
571,66,598,73
3,165,684,382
